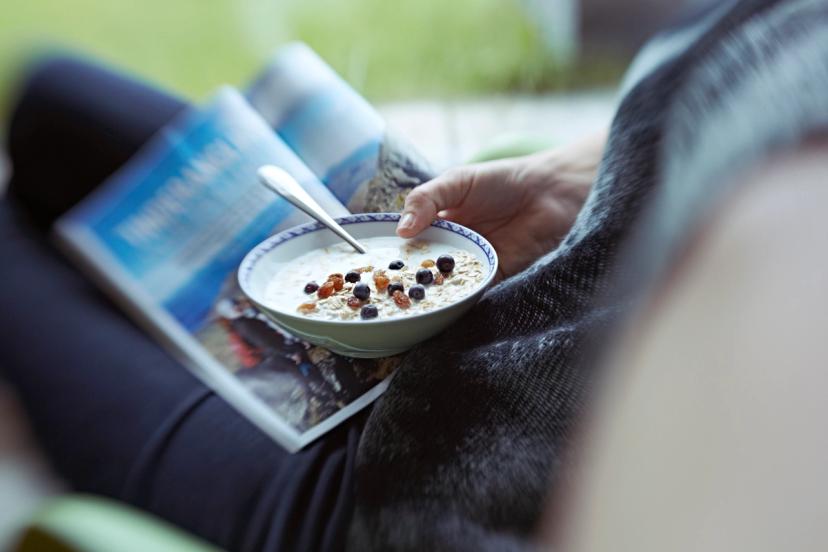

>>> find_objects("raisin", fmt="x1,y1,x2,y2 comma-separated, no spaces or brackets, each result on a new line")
347,296,362,309
297,302,317,314
421,259,435,268
392,290,411,309
374,273,390,292
329,274,345,291
317,281,335,299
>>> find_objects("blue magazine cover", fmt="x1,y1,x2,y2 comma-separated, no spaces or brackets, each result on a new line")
55,58,427,450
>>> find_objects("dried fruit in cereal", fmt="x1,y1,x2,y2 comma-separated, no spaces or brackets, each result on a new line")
374,273,390,292
353,282,371,300
360,304,379,319
408,284,425,301
329,274,345,291
276,239,486,321
436,254,455,273
392,290,411,309
415,268,434,285
317,281,335,298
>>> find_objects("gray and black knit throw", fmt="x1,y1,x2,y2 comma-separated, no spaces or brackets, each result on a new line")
348,0,828,549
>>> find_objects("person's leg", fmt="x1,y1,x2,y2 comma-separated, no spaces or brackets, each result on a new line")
5,54,185,227
1,57,361,551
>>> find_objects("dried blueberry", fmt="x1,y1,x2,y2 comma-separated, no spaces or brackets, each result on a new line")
408,285,425,301
303,281,319,294
345,271,361,283
388,260,405,270
436,254,455,273
415,268,434,285
387,282,404,296
360,304,379,319
353,282,371,301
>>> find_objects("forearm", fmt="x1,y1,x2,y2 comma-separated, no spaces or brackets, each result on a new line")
515,128,609,221
525,129,608,186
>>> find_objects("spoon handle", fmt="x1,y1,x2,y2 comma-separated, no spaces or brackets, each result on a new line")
258,165,368,254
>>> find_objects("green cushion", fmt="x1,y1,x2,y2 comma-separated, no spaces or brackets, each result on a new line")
14,495,221,552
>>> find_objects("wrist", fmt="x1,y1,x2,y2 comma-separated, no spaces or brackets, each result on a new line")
547,128,607,184
513,130,607,225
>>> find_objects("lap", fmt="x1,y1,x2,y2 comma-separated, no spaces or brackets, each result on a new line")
1,55,362,552
0,200,363,551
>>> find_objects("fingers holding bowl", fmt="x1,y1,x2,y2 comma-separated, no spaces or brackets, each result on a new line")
396,168,474,238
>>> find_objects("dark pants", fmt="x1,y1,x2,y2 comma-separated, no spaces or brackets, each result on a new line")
1,56,363,552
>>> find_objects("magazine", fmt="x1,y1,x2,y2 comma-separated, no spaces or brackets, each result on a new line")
54,43,434,452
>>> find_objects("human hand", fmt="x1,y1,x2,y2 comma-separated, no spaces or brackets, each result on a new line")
396,131,607,281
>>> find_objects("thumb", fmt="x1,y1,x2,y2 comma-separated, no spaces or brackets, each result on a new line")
396,168,473,238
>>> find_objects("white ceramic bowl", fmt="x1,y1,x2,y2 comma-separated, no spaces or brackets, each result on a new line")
238,213,498,358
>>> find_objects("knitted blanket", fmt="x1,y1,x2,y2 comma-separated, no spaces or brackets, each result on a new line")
348,0,828,549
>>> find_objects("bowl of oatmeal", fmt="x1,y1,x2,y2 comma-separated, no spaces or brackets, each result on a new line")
238,213,498,358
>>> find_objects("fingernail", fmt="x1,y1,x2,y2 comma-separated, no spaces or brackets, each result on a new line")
398,212,414,230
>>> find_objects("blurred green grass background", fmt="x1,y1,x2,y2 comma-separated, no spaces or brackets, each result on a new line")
1,0,621,112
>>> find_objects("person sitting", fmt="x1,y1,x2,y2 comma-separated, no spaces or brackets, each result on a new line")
2,0,827,550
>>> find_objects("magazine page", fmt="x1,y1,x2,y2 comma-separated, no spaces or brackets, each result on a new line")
55,87,397,452
246,42,435,213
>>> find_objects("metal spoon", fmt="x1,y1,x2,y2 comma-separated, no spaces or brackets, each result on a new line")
258,165,368,254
